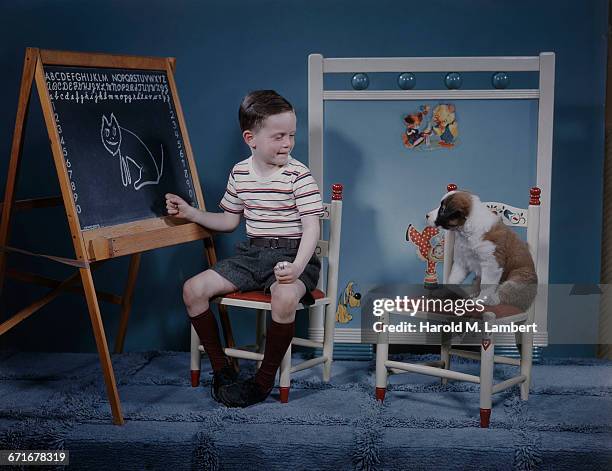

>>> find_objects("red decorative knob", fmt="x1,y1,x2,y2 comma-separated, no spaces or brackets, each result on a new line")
529,187,541,206
332,183,343,200
447,183,457,192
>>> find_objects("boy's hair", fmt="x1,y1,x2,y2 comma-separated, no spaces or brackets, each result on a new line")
239,90,294,133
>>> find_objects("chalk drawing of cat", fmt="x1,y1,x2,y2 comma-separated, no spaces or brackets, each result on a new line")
100,113,164,190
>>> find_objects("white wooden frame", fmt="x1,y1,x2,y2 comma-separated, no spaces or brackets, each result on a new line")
307,53,554,346
375,187,542,427
190,185,343,401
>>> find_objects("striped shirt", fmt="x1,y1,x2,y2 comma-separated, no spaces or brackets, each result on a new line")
219,156,324,238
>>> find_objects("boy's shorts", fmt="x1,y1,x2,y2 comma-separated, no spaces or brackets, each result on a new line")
211,240,321,306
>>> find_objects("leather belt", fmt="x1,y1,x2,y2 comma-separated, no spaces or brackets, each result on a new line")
249,238,300,249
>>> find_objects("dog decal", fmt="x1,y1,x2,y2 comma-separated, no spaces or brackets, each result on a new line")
336,281,362,324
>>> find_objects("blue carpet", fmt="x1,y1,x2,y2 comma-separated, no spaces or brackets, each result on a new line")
0,351,610,470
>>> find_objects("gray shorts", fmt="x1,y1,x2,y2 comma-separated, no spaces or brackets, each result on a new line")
211,240,321,306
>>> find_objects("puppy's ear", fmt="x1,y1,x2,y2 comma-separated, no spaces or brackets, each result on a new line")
440,206,464,220
435,200,466,228
444,208,466,227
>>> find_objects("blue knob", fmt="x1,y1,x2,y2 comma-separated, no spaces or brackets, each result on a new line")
351,73,370,90
398,72,416,90
444,72,462,89
492,72,510,89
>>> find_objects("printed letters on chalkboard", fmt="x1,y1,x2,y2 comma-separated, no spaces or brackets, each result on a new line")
44,66,199,230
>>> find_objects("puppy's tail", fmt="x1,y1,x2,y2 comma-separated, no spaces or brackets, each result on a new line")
498,271,538,312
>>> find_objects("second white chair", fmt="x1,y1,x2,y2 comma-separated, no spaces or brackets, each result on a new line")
375,184,542,427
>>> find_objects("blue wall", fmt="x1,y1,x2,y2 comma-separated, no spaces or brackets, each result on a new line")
0,0,607,355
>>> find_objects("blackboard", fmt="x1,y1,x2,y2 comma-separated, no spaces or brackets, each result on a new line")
43,65,199,230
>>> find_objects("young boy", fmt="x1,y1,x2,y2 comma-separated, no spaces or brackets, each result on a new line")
165,90,323,407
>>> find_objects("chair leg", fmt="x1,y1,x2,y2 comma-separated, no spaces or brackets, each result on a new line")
520,331,534,400
479,327,494,428
255,309,266,370
480,408,492,428
375,336,389,402
322,305,335,382
440,331,451,385
190,325,201,387
279,343,291,403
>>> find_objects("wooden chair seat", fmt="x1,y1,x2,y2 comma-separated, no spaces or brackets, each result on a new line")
223,288,326,304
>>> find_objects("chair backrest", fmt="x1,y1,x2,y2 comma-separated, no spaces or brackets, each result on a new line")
314,183,343,299
441,183,541,318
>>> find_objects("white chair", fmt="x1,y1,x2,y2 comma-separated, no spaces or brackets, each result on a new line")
190,183,344,402
375,183,541,427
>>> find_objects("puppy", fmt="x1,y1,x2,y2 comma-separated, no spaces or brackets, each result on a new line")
426,190,537,311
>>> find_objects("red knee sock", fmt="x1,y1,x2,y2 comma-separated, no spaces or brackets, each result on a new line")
190,308,228,372
254,320,295,391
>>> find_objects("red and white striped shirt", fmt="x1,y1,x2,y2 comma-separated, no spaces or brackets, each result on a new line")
219,156,324,238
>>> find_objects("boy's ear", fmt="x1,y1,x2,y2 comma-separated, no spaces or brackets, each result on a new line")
243,130,255,148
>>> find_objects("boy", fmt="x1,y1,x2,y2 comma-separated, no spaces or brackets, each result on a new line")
165,90,323,407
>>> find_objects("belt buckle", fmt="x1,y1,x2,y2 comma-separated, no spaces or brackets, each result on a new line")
270,238,279,249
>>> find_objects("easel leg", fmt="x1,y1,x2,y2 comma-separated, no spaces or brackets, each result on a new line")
114,253,141,353
80,266,124,425
0,48,38,297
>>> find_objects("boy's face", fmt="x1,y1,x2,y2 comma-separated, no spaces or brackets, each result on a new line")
244,111,296,167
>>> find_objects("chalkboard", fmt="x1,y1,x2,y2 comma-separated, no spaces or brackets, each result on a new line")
43,65,199,230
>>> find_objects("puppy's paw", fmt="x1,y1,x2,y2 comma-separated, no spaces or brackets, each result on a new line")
476,290,500,306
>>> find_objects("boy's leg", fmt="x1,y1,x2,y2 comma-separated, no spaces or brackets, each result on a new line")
218,280,305,407
254,280,305,390
184,269,238,371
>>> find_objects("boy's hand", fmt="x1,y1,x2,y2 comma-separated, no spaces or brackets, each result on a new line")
274,261,303,284
165,193,195,221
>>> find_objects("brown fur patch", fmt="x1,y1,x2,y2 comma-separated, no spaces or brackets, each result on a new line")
483,221,537,284
443,192,472,227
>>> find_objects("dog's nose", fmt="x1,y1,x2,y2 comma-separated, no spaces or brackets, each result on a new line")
425,214,430,219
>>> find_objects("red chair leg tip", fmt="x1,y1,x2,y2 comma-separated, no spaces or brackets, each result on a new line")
279,386,290,403
480,408,491,428
375,387,386,402
190,370,200,387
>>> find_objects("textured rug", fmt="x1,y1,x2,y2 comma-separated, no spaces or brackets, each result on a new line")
0,350,610,470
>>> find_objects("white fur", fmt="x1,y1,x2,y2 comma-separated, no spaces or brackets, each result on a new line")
429,193,503,305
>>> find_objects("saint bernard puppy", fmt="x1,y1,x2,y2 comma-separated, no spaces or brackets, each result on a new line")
426,190,537,311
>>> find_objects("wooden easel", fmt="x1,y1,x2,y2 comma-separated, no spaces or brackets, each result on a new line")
0,48,236,425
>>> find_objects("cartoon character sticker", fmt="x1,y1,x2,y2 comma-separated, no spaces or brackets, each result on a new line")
406,225,444,288
402,103,459,151
336,281,362,324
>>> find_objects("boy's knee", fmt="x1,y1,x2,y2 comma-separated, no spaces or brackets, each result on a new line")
183,278,207,309
270,284,299,313
182,279,193,303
